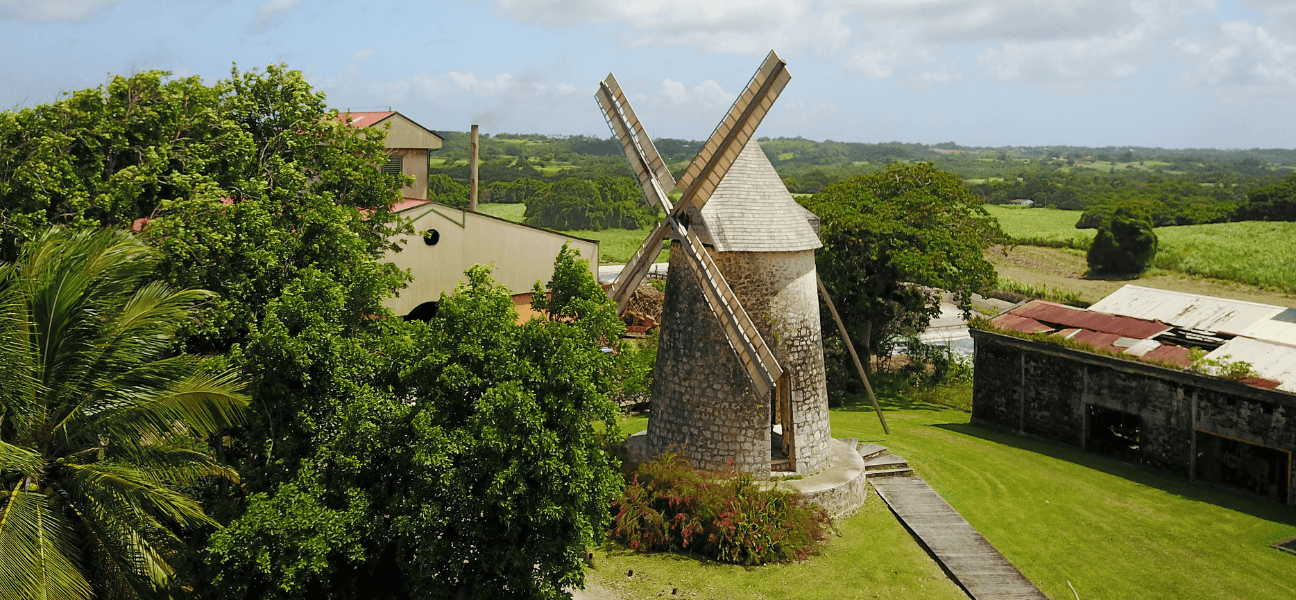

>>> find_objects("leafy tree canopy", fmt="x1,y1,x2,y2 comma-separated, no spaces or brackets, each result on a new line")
1087,203,1158,275
0,64,413,353
524,176,653,231
802,162,1002,369
209,260,623,599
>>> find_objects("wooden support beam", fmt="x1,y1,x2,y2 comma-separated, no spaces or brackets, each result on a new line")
816,274,890,435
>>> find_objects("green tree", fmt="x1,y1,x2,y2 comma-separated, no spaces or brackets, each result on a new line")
427,173,469,208
1235,172,1296,221
0,228,246,600
208,261,623,599
802,163,1002,371
1087,203,1158,275
0,65,412,354
525,177,652,230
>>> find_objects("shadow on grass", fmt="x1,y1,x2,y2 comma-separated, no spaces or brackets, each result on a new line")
832,372,957,414
933,421,1296,527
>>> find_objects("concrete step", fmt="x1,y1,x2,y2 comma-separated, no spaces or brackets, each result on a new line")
864,454,910,471
837,437,859,451
857,443,888,460
868,467,915,478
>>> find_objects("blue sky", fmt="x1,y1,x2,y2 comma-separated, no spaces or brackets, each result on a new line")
2,0,1294,149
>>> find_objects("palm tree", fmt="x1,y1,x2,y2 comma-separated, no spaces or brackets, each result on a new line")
0,227,247,600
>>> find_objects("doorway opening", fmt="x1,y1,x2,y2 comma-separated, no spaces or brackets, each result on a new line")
1195,430,1291,504
1086,404,1143,464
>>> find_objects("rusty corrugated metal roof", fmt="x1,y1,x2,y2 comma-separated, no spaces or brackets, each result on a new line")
1090,285,1289,338
1142,344,1192,367
992,313,1051,334
1012,301,1172,339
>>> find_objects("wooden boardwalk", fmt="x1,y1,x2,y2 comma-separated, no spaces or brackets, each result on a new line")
872,476,1047,600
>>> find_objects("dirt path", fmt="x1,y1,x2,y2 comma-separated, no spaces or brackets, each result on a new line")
986,246,1296,307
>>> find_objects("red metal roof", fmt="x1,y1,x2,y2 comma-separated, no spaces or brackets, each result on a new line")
1070,330,1122,352
1012,301,1171,339
993,313,1051,334
1142,344,1193,367
338,111,396,128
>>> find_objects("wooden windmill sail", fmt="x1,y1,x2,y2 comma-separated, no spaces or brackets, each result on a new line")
596,50,792,401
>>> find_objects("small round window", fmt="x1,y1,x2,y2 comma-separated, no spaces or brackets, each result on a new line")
423,229,440,246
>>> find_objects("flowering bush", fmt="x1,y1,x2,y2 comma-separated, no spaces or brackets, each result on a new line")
609,453,833,565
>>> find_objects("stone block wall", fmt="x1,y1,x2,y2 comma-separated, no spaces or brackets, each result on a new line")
971,329,1296,503
647,245,831,477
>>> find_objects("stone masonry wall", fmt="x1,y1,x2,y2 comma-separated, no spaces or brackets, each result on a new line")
971,329,1296,503
713,249,831,475
648,245,831,477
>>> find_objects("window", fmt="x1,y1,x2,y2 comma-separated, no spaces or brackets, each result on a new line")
382,155,403,175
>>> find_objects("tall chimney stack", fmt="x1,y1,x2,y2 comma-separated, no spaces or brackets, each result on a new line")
469,124,479,212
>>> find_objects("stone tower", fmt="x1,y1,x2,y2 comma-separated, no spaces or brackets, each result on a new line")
646,140,831,478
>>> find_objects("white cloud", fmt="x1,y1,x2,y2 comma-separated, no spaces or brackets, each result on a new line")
492,0,1221,95
1174,20,1296,102
0,0,120,22
257,0,301,28
660,78,731,107
899,62,964,92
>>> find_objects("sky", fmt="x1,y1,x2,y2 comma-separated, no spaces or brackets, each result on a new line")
2,0,1294,149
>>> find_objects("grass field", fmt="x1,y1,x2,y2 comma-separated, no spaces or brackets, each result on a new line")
984,205,1296,296
1156,221,1296,293
985,205,1094,248
476,203,668,264
594,386,1296,599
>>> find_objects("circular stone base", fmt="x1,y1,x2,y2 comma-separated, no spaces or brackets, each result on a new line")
622,433,868,517
776,439,868,517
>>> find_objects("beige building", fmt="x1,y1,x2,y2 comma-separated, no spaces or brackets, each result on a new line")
340,111,443,200
383,200,600,318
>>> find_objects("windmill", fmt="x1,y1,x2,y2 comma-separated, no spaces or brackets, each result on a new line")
596,51,880,478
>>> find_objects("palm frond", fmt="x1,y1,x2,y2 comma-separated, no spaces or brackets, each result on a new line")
0,484,93,600
0,440,42,476
87,369,248,447
60,461,219,530
60,485,176,598
120,445,241,487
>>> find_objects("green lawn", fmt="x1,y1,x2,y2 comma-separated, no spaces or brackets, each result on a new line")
601,386,1296,599
476,203,668,264
476,202,527,222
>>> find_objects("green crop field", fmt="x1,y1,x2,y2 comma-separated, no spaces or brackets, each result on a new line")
1156,221,1296,293
984,205,1296,295
985,205,1094,248
595,385,1296,599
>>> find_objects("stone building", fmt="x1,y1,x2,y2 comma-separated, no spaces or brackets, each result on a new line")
646,140,831,478
971,296,1296,505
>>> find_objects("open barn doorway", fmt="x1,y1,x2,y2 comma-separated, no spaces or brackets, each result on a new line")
1086,404,1143,464
1195,431,1291,504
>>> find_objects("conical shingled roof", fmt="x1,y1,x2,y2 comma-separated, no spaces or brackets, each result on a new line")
691,140,822,253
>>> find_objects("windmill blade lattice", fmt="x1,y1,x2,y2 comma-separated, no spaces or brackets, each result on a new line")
595,51,791,398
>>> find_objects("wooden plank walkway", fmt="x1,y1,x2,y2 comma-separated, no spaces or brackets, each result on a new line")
872,476,1047,600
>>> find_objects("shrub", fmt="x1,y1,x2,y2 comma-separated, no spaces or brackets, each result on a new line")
1087,203,1158,275
609,453,833,565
